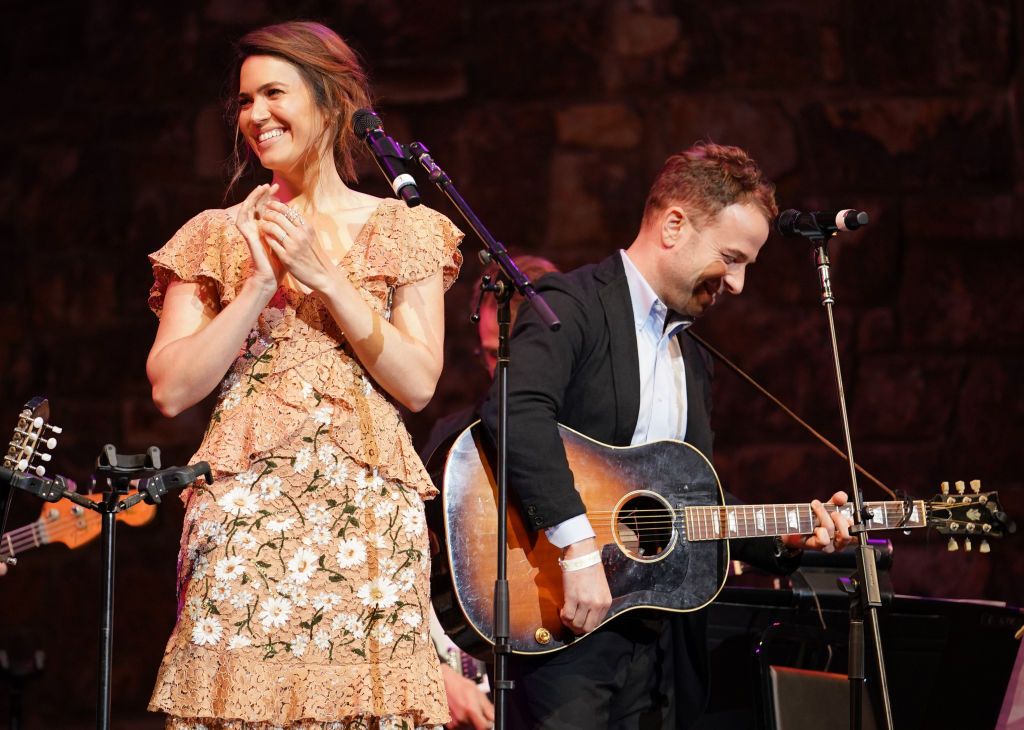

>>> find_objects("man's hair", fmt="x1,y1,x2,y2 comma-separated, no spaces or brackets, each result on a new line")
224,21,372,193
641,141,778,229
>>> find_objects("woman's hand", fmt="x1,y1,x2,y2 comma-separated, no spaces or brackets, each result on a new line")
235,183,284,291
259,200,335,294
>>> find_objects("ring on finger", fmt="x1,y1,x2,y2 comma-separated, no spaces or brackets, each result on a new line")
283,207,304,226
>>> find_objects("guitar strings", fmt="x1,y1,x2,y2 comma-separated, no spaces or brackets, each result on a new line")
0,513,110,557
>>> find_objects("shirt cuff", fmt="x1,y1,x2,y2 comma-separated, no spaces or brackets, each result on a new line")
545,514,596,549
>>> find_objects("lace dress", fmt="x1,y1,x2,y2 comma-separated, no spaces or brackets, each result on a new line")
147,199,463,730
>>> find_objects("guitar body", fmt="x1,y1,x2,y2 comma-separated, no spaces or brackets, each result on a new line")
434,422,729,657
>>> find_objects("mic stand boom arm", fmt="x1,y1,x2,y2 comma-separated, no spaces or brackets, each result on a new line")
405,140,560,730
407,141,561,332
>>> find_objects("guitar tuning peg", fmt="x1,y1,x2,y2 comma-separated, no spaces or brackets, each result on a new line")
947,537,959,552
964,537,972,552
941,481,950,495
955,480,966,494
34,465,45,477
44,437,57,450
47,425,62,435
39,453,51,462
980,540,991,554
16,459,28,471
969,479,981,493
31,417,43,429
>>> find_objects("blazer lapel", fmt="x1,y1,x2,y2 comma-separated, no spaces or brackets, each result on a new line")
681,332,713,458
595,254,641,446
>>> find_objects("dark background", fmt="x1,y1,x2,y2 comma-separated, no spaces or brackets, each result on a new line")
1,1,1021,727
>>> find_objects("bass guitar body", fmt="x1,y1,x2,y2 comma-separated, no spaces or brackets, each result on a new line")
433,422,729,657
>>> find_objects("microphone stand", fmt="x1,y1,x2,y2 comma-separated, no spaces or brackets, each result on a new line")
0,444,211,730
403,140,560,730
804,232,894,730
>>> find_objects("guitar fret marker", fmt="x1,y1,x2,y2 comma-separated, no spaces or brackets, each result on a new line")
727,510,737,535
787,508,799,532
755,508,765,533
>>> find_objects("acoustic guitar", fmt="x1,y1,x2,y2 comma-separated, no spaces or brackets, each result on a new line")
432,423,1013,657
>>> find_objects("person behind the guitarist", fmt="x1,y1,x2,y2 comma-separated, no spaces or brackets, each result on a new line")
479,141,855,729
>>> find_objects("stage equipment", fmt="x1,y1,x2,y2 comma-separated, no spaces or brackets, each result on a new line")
1,397,212,730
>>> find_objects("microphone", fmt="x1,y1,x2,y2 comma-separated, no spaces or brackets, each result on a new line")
351,109,421,208
775,209,869,238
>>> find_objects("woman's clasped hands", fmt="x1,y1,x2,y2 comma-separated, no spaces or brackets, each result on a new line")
235,182,336,295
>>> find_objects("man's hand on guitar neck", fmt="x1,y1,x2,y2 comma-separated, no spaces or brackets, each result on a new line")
780,490,856,554
559,537,613,635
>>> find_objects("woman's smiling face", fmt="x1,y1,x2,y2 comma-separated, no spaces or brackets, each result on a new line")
236,54,327,176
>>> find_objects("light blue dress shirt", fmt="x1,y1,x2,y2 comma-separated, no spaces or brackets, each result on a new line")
545,250,692,548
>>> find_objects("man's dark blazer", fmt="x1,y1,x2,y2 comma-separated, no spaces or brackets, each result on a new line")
479,251,799,725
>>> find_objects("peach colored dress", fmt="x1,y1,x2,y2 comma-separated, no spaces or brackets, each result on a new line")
146,199,463,730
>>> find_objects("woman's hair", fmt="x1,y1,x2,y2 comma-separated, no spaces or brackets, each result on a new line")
641,141,778,229
224,21,372,193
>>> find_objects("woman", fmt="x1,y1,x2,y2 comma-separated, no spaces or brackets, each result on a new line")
146,22,462,730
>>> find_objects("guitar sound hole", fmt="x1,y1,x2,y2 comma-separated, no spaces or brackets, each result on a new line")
614,492,676,562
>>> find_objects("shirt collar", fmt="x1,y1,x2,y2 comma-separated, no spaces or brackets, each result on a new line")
620,249,668,333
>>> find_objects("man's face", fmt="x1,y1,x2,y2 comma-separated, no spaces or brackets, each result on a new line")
667,201,770,317
477,303,499,378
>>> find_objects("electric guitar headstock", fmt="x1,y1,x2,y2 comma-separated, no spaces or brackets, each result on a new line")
4,397,62,478
925,480,1016,553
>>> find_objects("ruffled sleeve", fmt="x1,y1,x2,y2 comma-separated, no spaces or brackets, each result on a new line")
397,206,464,291
148,210,245,317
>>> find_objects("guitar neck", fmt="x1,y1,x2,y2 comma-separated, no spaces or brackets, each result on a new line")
684,500,927,541
0,519,48,561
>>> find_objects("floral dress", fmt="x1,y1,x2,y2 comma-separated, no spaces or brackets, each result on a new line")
147,199,463,730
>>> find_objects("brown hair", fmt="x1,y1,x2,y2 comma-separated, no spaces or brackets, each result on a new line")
224,21,372,192
641,142,778,229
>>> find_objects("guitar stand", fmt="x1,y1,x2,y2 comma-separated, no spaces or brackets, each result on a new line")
2,441,212,730
86,445,212,730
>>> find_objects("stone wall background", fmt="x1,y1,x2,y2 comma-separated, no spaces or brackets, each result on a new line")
0,0,1021,726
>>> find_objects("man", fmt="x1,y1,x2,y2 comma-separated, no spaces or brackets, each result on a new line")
479,142,853,728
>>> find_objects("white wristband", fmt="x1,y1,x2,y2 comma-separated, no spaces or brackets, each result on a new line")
558,550,602,572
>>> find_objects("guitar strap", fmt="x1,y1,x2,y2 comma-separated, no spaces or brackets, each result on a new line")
685,330,897,500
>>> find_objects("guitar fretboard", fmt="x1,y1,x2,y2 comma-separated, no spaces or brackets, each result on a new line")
684,500,927,541
0,520,46,561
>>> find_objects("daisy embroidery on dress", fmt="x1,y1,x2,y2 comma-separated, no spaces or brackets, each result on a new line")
226,634,252,650
218,486,259,517
258,596,293,631
191,616,223,647
258,475,283,501
292,446,312,474
214,555,246,582
356,576,399,609
336,537,366,569
286,547,319,584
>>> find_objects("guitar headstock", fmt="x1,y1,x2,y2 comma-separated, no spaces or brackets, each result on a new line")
926,480,1016,553
4,397,62,477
